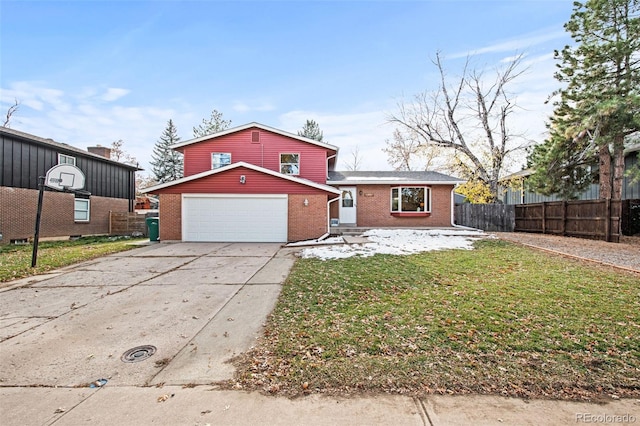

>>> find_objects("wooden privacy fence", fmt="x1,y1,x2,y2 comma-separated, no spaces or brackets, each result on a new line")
109,212,152,237
514,199,622,242
454,204,515,232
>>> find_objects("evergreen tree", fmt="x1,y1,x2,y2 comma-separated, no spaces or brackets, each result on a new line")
151,119,183,183
193,109,231,138
528,0,640,200
298,119,324,142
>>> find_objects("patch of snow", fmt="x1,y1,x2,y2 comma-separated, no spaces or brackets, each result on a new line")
300,228,491,260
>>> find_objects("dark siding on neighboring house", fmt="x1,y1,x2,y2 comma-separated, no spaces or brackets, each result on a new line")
0,131,136,200
623,152,639,199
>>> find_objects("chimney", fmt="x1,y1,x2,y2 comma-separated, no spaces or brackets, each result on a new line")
87,145,112,159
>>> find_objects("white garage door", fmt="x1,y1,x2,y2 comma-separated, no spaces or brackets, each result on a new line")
182,194,288,242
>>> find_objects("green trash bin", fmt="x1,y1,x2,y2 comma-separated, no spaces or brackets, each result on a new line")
146,217,159,241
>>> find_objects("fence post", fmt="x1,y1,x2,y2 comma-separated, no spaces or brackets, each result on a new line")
561,201,567,236
541,202,546,234
605,199,611,242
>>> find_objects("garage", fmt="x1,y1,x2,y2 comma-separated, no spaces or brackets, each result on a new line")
182,194,288,242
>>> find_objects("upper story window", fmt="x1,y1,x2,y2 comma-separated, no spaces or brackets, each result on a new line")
280,153,300,175
391,187,430,212
212,153,231,169
58,154,76,165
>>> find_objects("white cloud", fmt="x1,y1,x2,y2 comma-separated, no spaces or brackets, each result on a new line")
232,100,276,113
450,29,568,59
2,81,68,112
101,88,130,102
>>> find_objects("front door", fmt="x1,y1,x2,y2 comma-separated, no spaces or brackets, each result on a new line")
339,187,357,224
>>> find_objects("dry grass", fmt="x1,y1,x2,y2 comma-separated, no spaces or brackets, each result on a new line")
0,236,145,283
229,240,640,401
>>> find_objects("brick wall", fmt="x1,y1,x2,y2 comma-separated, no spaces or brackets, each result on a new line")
330,185,454,228
288,194,328,241
158,194,182,240
0,186,128,243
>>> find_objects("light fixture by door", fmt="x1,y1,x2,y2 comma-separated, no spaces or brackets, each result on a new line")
240,175,246,184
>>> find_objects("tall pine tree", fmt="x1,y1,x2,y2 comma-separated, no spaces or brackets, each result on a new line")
528,0,640,200
151,119,183,183
193,109,231,138
298,119,324,142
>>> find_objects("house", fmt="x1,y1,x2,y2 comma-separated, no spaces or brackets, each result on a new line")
141,122,463,243
500,140,640,204
0,127,139,244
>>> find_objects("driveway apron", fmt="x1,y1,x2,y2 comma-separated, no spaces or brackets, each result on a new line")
0,242,295,388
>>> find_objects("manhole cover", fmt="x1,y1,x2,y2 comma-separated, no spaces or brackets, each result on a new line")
121,345,157,363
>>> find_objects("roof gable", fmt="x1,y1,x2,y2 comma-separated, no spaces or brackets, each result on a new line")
170,122,339,153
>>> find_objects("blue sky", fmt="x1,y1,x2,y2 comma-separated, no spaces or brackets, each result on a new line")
1,0,574,174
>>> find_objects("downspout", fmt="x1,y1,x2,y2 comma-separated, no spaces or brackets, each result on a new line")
317,152,340,240
326,153,337,176
319,195,341,240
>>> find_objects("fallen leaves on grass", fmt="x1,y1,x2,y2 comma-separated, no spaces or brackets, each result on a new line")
226,240,640,401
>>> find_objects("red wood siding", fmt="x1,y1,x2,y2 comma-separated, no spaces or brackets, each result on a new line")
180,127,333,184
153,167,334,196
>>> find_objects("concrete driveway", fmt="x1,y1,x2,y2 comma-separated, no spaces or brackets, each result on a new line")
0,242,296,388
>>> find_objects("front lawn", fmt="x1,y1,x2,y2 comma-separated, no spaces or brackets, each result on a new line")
0,236,145,283
231,240,640,400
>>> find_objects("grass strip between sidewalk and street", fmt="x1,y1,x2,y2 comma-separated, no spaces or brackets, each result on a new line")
0,236,146,284
230,239,639,401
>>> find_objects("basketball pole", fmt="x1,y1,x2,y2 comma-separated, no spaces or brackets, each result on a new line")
31,176,45,267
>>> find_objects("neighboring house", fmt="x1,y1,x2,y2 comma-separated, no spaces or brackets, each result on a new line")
141,122,463,243
0,127,139,244
500,140,640,204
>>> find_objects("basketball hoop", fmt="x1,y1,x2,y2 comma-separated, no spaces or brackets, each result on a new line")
45,164,85,191
32,164,88,268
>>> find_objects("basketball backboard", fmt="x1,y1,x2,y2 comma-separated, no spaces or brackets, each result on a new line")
45,164,86,191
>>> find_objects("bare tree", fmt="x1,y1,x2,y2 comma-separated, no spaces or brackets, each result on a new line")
389,52,531,201
383,128,447,171
110,139,137,165
344,145,363,171
3,98,20,127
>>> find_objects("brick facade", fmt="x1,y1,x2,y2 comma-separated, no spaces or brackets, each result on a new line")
158,194,183,241
288,194,328,242
0,186,128,243
329,185,454,228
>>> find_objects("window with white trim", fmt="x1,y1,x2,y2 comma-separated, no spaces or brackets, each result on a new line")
58,154,76,165
391,187,430,212
280,153,300,175
74,198,90,222
211,153,231,169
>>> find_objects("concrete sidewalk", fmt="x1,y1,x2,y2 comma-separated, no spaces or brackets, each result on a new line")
1,385,638,425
